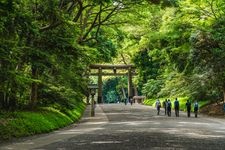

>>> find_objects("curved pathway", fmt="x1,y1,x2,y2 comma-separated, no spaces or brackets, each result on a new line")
1,103,225,150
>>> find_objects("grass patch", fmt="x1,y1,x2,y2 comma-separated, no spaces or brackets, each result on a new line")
0,102,86,140
143,98,156,106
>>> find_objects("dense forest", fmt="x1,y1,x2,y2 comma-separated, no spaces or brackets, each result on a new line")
103,0,225,105
1,0,225,114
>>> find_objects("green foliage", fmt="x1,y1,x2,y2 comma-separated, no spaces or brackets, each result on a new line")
143,98,156,106
103,77,127,103
189,18,225,91
133,49,152,85
142,79,164,98
1,0,119,110
105,91,118,103
0,102,85,140
1,0,224,117
87,30,117,63
129,0,225,104
38,84,83,110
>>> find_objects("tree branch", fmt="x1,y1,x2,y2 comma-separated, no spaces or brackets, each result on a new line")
79,10,99,42
95,4,102,38
73,0,83,22
121,53,127,65
100,5,119,24
78,1,140,43
209,0,218,19
40,22,62,32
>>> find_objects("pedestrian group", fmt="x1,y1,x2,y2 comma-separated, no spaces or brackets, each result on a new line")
155,98,199,117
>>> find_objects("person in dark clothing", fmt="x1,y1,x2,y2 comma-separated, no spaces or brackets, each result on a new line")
167,99,172,117
163,99,167,115
194,101,199,118
174,98,179,117
130,98,133,105
186,100,191,117
124,98,128,105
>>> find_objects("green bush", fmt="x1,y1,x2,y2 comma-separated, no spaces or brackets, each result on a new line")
0,102,85,140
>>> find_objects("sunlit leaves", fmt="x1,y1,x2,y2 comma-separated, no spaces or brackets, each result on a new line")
130,0,225,102
142,79,164,98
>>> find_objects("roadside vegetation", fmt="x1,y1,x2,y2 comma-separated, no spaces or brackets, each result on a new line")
0,102,85,140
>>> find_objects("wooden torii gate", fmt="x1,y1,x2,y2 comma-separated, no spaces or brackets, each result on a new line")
89,64,136,103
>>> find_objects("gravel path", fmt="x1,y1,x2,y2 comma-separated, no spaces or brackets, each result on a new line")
1,103,225,150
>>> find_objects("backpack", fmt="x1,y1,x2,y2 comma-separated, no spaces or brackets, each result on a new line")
194,103,198,110
186,102,191,109
175,100,179,107
167,101,171,108
194,103,198,107
158,102,161,107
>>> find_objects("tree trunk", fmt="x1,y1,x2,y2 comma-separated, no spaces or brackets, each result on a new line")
121,87,126,99
3,82,10,110
223,88,225,115
223,88,225,105
9,81,17,111
0,92,4,109
30,66,38,109
9,91,16,111
134,86,138,96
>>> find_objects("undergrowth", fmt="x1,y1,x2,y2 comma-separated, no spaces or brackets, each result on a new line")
0,102,86,140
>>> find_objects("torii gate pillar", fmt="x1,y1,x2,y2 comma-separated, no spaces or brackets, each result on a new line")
97,68,103,103
128,67,133,100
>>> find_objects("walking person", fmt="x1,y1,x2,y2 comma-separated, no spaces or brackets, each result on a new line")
130,98,133,105
124,98,127,105
155,99,161,115
163,99,167,115
174,98,179,117
194,101,199,118
186,100,191,117
167,99,172,116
